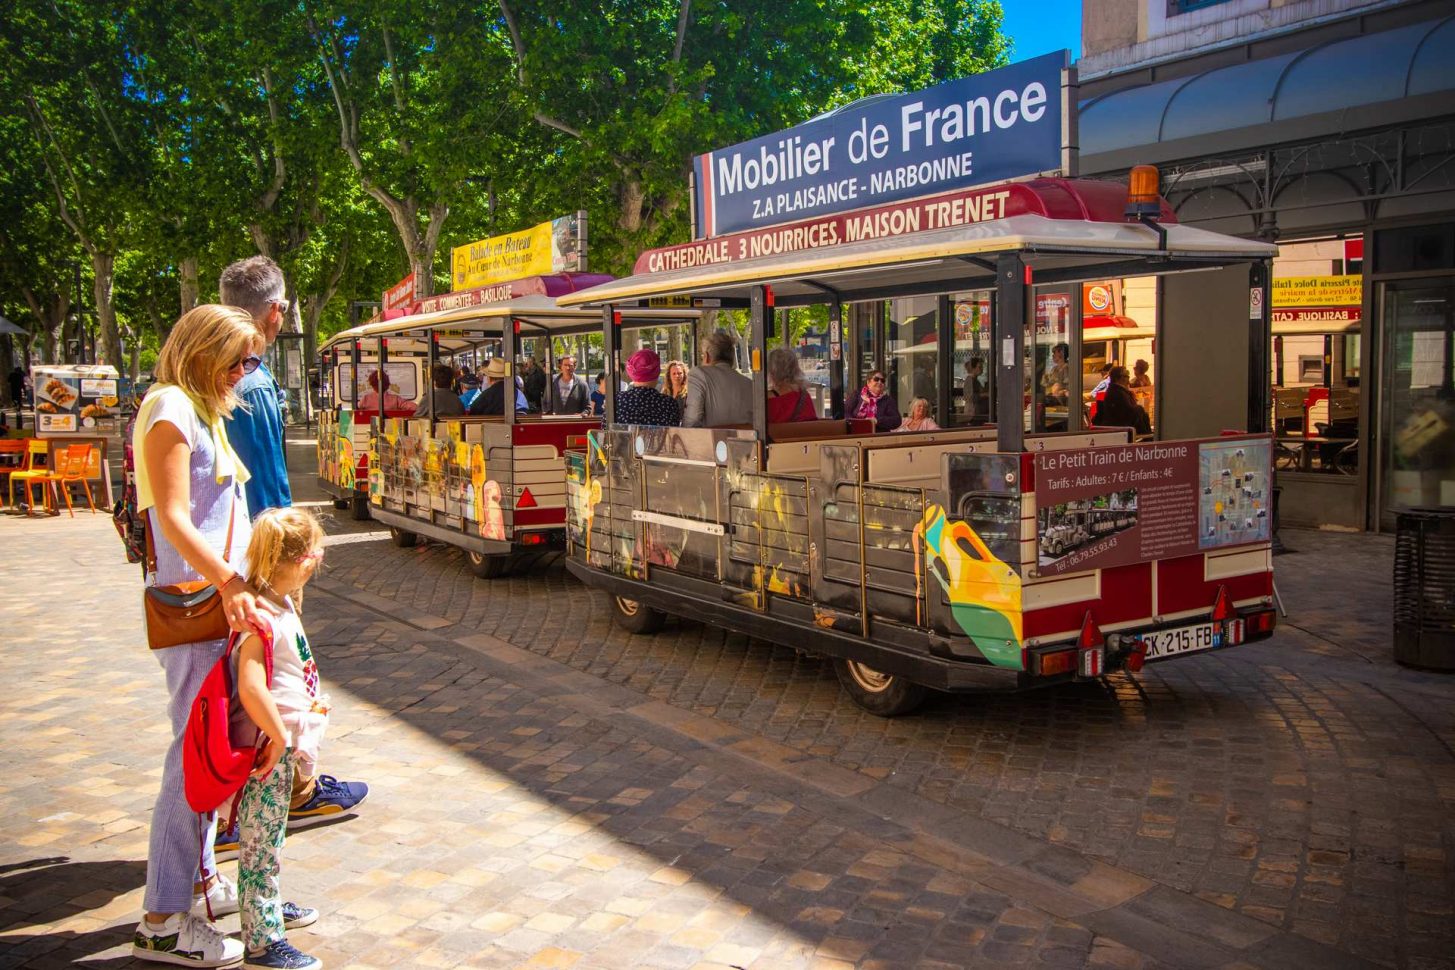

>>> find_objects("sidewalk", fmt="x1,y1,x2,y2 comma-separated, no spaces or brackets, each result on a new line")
0,456,1450,968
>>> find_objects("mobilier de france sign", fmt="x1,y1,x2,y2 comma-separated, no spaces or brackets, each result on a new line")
691,51,1067,239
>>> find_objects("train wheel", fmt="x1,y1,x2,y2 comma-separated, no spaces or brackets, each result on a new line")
350,493,371,521
833,658,929,717
389,527,418,548
332,498,349,511
612,595,665,634
468,550,513,578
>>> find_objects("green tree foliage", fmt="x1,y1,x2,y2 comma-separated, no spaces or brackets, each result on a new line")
1,0,1012,368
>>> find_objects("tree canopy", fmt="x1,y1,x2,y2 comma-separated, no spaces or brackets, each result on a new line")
0,0,1011,383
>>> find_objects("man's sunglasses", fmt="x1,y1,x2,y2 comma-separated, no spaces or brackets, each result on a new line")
271,298,291,315
868,376,886,383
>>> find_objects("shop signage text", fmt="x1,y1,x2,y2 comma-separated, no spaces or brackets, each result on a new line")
452,213,585,291
383,272,416,311
1272,307,1360,325
1034,437,1272,577
692,51,1066,238
639,182,1036,275
1271,275,1362,308
414,282,517,315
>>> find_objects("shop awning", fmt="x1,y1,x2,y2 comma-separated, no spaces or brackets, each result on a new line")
1079,15,1455,173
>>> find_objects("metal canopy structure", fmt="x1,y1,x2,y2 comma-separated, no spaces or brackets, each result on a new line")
557,215,1275,310
1079,15,1455,173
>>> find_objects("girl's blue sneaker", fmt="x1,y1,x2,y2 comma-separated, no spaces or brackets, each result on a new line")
242,939,320,970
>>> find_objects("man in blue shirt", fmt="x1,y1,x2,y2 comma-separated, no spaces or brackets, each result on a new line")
219,257,292,517
215,256,368,866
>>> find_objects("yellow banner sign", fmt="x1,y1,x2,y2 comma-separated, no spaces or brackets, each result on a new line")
451,214,583,291
1271,275,1362,308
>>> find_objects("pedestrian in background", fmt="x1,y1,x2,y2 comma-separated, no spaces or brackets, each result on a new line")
132,305,266,968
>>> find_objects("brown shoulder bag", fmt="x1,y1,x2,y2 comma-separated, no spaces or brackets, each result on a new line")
143,493,236,650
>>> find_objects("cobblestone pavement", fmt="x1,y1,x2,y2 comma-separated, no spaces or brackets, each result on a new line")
0,447,1450,969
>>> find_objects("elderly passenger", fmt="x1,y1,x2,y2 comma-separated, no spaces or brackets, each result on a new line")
766,347,816,423
615,349,681,427
466,358,527,416
415,363,465,417
682,330,751,428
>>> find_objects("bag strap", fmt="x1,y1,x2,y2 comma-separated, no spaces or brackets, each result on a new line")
794,390,812,421
143,476,237,580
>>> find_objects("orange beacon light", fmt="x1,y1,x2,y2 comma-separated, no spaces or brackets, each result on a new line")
1125,165,1162,219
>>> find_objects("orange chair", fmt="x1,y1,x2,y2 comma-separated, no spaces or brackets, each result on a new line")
42,443,98,517
0,440,26,508
8,439,53,513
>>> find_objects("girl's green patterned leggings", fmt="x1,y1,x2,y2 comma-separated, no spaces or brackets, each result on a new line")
238,749,294,953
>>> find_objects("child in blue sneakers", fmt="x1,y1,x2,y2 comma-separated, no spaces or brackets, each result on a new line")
231,508,331,970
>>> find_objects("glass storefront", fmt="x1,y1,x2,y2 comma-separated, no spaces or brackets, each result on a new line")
1380,280,1455,520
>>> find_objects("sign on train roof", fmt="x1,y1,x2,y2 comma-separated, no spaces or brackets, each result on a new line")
691,51,1070,239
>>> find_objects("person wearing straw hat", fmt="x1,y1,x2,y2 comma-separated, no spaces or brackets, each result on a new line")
467,357,527,416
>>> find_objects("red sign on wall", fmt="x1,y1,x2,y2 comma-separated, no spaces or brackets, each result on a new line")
383,272,416,311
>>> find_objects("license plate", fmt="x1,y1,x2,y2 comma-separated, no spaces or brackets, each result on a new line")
1141,620,1243,660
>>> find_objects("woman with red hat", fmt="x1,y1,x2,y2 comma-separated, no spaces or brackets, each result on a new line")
615,349,681,427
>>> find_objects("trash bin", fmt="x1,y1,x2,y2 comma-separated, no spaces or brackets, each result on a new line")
1393,508,1455,670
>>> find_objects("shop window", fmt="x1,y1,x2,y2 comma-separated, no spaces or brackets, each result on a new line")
1374,224,1455,274
1382,282,1455,515
1166,0,1232,15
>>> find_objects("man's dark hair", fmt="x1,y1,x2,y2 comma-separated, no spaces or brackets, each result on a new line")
219,256,285,320
431,363,454,388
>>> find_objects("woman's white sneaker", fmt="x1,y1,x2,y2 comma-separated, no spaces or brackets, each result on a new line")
132,911,244,966
192,873,240,919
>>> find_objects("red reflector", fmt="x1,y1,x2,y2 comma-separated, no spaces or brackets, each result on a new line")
519,532,545,546
1024,265,1033,285
1077,612,1104,649
1037,649,1076,676
1126,640,1147,672
516,487,537,509
765,285,775,307
613,311,623,326
1246,609,1277,635
1210,585,1234,622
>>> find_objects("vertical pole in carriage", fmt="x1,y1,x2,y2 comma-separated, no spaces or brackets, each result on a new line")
426,331,438,423
602,305,618,425
995,254,1029,453
829,297,844,420
750,286,772,443
935,294,952,425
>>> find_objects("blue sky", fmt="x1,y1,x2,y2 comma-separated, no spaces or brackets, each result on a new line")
1001,0,1083,61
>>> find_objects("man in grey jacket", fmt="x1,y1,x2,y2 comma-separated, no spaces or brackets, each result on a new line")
546,355,590,414
682,330,752,428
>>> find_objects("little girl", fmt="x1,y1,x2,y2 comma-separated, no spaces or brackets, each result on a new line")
232,507,329,970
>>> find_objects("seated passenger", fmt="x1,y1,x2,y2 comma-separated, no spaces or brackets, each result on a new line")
766,347,816,423
894,397,940,433
414,363,465,417
852,370,901,432
590,373,606,417
1094,366,1151,436
357,369,409,412
466,357,527,416
615,350,681,427
682,330,751,428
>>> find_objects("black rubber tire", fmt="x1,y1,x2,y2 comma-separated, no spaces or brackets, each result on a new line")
332,497,350,511
389,527,418,548
350,493,370,521
468,550,513,578
832,657,930,717
611,595,666,634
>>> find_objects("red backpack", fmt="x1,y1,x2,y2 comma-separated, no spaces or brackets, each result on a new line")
183,627,274,821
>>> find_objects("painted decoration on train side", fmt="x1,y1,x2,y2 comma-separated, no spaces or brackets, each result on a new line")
692,51,1066,237
917,505,1024,668
1034,438,1272,577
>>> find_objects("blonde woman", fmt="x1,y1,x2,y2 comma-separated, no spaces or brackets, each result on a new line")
895,397,940,432
133,305,270,967
663,359,690,403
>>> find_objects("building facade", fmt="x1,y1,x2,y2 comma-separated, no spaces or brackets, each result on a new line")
1078,0,1455,530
